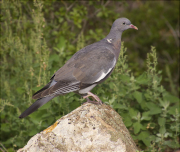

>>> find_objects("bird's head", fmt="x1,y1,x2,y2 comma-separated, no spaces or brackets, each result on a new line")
112,18,138,32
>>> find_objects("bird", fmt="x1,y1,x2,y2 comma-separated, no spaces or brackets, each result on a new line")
19,17,138,119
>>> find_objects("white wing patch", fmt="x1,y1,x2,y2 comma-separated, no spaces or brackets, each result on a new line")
95,57,116,82
95,69,111,82
107,39,112,43
79,84,97,94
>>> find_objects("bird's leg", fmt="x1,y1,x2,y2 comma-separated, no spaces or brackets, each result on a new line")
87,92,103,104
83,92,102,105
83,97,101,105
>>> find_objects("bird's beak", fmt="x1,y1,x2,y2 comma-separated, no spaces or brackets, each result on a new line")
129,24,138,30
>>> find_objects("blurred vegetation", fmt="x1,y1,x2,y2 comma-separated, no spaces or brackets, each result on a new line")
0,0,179,151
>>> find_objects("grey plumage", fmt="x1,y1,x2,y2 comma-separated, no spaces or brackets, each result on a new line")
19,96,54,118
19,17,138,118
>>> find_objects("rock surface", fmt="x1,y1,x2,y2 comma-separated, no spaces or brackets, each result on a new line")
18,103,138,152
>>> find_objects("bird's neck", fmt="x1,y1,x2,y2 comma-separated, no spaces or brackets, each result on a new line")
105,29,122,60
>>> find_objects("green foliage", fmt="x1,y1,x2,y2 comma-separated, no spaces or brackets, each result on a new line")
0,0,179,152
100,44,180,151
1,0,51,150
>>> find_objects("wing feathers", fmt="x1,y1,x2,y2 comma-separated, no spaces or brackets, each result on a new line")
33,81,80,99
32,81,52,97
52,83,79,95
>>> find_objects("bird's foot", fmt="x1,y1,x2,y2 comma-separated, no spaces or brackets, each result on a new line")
83,98,100,105
83,92,102,105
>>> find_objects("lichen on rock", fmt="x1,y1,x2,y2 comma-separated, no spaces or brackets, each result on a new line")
18,103,138,152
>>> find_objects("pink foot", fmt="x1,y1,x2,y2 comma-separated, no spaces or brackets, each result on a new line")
83,92,102,105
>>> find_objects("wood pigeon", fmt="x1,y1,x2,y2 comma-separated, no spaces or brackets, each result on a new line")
19,17,138,118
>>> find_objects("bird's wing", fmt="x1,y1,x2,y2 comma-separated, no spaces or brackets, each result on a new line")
55,46,116,84
32,80,80,99
33,46,116,99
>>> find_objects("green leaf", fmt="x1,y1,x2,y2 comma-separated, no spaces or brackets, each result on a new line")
141,112,151,121
1,123,10,132
119,74,130,83
164,140,180,148
158,117,166,126
28,129,39,136
133,91,143,103
137,131,151,146
144,93,151,100
159,126,166,134
56,36,66,52
97,11,102,17
41,112,52,118
136,73,149,85
123,115,132,127
7,148,14,152
69,100,80,111
129,108,138,118
48,117,55,125
163,92,179,103
49,53,60,62
133,122,142,134
32,86,43,92
29,110,47,122
16,87,25,94
117,88,127,97
53,96,61,104
149,108,161,115
146,102,162,115
159,99,170,110
168,106,179,115
113,103,128,110
2,137,14,145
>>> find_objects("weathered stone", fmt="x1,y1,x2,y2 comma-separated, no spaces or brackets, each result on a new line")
18,103,138,152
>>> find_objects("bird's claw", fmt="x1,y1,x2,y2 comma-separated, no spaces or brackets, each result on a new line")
83,92,102,105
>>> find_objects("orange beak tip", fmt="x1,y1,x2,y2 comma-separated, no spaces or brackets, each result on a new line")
130,24,138,30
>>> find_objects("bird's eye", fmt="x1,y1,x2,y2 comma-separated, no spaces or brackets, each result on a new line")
123,22,126,25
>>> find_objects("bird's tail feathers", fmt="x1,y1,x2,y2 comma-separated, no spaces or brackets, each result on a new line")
19,96,54,119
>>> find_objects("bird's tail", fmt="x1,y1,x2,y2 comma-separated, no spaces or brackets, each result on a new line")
19,96,54,119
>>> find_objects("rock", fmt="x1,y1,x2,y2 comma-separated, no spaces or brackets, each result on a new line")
18,103,138,152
